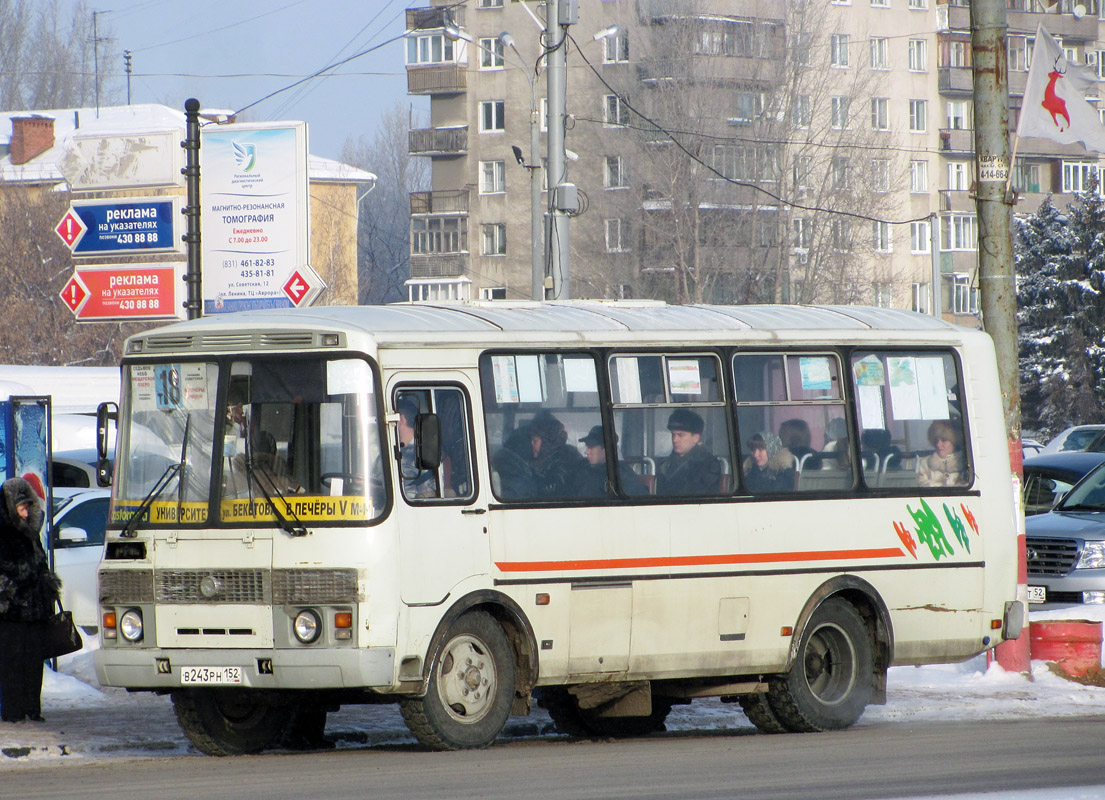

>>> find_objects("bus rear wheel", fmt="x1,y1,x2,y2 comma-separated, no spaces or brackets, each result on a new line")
737,693,790,734
399,611,515,750
172,688,291,756
766,598,873,733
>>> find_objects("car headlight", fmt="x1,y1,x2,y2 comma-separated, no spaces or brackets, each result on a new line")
293,609,321,644
1076,541,1105,570
119,609,144,643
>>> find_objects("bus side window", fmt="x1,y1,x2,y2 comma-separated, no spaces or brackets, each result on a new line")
395,387,475,503
850,351,967,490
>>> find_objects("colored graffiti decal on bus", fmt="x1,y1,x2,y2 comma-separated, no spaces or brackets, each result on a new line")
896,500,978,561
894,521,919,559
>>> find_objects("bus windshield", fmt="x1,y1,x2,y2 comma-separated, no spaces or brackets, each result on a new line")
112,356,386,528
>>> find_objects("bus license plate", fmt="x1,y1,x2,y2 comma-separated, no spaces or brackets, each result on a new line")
1027,585,1047,604
181,666,242,685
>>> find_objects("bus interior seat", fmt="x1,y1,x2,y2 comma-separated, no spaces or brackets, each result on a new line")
798,469,851,492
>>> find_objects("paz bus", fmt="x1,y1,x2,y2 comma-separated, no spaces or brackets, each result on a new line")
92,301,1022,755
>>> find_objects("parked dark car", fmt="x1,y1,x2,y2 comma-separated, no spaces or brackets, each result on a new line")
1023,452,1105,516
1026,459,1105,606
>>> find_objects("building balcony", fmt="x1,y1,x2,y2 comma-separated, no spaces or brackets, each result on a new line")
936,3,970,32
410,253,469,279
938,66,973,94
409,126,468,156
939,128,974,154
939,189,976,212
407,65,467,95
406,6,464,32
410,189,469,215
637,58,764,86
1006,9,1097,39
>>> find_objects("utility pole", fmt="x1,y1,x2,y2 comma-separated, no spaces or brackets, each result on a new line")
970,0,1028,672
545,0,576,300
90,11,113,118
124,50,132,104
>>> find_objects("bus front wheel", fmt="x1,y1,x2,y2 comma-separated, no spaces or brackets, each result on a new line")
399,611,516,750
766,597,873,732
172,688,291,756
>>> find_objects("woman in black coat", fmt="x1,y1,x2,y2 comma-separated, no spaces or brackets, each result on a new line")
0,477,60,723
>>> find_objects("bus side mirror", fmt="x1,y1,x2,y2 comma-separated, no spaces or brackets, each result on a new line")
415,413,442,471
96,401,118,487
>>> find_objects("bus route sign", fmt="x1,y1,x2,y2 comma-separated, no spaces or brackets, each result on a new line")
59,198,182,256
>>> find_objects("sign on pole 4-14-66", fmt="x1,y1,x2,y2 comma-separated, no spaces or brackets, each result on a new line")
59,264,186,322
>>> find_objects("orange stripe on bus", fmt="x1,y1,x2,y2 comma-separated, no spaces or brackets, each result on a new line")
495,547,906,573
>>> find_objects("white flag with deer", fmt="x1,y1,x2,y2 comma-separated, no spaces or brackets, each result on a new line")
1018,24,1105,152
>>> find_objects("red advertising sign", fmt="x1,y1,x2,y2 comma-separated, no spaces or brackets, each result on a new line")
58,264,185,321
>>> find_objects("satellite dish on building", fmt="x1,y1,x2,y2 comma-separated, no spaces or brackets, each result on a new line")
1073,4,1086,18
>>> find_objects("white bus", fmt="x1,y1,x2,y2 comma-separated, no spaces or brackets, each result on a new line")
93,302,1022,755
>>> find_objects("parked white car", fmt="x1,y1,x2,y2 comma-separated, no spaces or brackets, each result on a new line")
48,487,110,631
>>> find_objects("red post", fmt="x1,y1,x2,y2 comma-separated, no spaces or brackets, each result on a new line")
994,438,1030,673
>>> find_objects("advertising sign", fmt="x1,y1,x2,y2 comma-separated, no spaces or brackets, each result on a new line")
58,130,184,191
57,198,181,256
59,263,186,322
200,121,323,314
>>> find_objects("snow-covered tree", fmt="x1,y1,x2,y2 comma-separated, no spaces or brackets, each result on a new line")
1015,184,1105,437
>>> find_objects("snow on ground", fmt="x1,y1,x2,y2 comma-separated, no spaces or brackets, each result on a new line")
3,606,1105,770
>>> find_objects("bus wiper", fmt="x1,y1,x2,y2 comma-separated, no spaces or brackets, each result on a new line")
120,460,182,539
242,449,309,538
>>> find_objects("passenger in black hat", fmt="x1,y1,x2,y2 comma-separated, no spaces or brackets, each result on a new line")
577,425,648,498
656,409,721,496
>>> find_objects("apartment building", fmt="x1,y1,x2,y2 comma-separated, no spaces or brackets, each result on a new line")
404,0,1104,322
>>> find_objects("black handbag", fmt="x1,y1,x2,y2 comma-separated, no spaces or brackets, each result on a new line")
42,601,83,659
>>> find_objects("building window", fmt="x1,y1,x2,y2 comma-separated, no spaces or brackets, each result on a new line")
909,0,927,8
832,156,849,189
479,38,504,69
758,214,778,247
605,219,629,252
792,94,811,128
603,29,630,63
831,96,850,129
912,282,929,314
870,37,889,69
948,161,970,191
793,32,812,67
873,159,890,193
792,217,809,249
831,34,850,67
947,40,967,68
605,155,628,188
1008,36,1028,72
871,97,889,130
406,33,455,65
952,273,978,314
909,99,927,132
942,215,977,251
411,217,467,254
873,283,893,307
910,159,928,192
1014,162,1041,194
873,220,892,252
479,160,506,194
910,220,931,253
734,91,764,126
1062,161,1101,193
479,287,507,300
603,94,630,126
478,0,503,7
481,223,506,255
831,218,851,251
871,0,889,6
480,100,505,133
794,155,811,191
946,100,969,130
908,38,927,71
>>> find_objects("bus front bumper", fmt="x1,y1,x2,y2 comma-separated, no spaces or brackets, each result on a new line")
94,646,396,691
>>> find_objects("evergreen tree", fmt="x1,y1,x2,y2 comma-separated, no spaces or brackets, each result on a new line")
1015,181,1105,437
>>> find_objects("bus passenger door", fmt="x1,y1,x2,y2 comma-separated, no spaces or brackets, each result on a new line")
392,381,487,605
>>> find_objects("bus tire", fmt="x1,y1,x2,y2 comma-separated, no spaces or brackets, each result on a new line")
737,693,790,734
399,611,515,750
766,597,873,733
171,688,291,756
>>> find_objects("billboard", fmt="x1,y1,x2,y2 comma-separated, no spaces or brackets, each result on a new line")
58,130,185,191
199,121,323,314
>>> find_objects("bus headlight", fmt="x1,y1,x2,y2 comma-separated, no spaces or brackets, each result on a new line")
119,609,144,643
293,609,321,643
